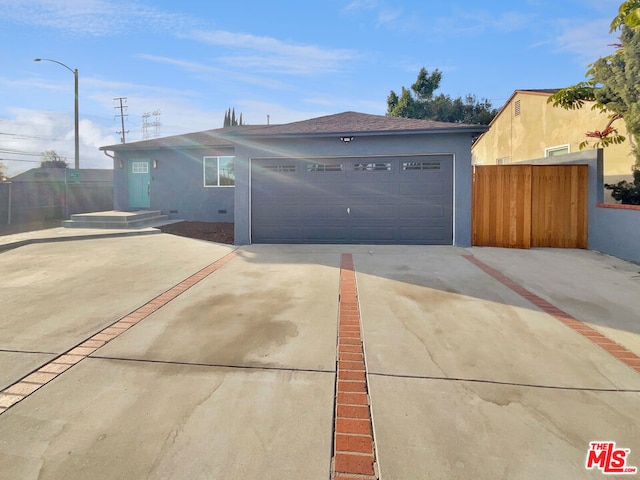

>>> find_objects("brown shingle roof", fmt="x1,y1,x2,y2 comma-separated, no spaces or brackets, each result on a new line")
227,111,486,136
101,111,486,151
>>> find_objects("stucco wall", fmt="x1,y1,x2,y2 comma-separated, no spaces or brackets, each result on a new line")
591,204,640,264
472,91,635,178
233,132,476,246
113,147,235,222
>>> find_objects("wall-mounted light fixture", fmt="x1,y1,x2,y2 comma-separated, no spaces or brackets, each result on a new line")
340,136,354,143
153,160,158,169
119,160,124,169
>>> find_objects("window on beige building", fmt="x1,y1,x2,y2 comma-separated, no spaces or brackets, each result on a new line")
545,145,570,157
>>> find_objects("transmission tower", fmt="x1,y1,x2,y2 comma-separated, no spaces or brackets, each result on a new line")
114,97,129,143
142,110,162,140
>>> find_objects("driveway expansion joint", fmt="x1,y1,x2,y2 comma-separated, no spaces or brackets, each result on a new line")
0,249,238,415
463,254,640,375
331,253,378,480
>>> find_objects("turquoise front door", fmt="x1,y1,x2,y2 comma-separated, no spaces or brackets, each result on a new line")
128,159,150,208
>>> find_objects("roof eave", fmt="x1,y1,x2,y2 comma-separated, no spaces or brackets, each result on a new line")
223,126,488,140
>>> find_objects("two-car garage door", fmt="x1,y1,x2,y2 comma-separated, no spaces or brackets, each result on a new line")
250,154,453,244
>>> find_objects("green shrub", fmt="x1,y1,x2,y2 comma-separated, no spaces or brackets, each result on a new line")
605,170,640,204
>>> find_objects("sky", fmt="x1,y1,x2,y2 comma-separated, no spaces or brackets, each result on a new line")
0,0,623,176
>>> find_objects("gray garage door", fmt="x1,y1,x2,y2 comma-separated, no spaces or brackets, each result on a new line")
250,155,453,244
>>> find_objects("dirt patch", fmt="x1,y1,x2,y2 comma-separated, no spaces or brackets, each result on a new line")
158,221,234,245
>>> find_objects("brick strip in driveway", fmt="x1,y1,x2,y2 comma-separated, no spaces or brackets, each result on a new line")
0,250,238,415
332,253,378,480
463,254,640,373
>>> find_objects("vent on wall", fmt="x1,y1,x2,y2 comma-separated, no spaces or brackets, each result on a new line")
514,100,521,116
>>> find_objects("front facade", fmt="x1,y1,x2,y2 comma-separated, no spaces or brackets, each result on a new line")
472,90,636,182
101,112,486,246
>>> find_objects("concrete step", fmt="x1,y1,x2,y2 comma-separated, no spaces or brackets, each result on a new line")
62,210,168,229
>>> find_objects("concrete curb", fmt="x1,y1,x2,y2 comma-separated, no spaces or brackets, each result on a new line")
0,229,162,253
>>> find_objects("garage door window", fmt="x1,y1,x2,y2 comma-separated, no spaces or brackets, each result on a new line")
354,162,391,172
307,162,344,173
402,161,441,171
204,156,235,187
262,164,296,173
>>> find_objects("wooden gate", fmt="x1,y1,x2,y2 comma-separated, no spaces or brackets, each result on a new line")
472,165,588,249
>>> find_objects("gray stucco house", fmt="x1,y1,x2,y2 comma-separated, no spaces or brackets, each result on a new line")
100,111,486,246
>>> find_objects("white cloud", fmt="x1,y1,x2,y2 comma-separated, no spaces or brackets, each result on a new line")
135,54,292,90
553,19,619,64
0,108,116,175
377,8,403,27
185,30,357,75
0,0,192,36
343,0,379,13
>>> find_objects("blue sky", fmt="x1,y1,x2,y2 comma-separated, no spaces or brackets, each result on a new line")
0,0,622,175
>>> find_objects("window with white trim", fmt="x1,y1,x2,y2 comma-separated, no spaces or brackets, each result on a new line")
132,161,149,173
204,156,235,187
545,145,570,157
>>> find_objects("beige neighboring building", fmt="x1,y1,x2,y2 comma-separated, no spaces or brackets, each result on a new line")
472,89,636,182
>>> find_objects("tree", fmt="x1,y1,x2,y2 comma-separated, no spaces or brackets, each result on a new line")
223,107,244,127
548,0,640,167
0,161,7,180
387,67,498,125
40,150,68,168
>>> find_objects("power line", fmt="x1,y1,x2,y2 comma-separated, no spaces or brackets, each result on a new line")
0,157,41,163
0,132,61,141
0,149,43,157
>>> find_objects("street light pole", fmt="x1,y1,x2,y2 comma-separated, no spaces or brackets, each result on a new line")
34,58,79,172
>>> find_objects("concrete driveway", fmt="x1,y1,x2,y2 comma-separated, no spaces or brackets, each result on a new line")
0,234,639,479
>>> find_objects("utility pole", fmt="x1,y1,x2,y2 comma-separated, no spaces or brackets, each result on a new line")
114,97,129,143
142,110,161,140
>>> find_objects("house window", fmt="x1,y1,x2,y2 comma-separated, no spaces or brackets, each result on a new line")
545,145,570,157
204,156,235,187
132,161,149,174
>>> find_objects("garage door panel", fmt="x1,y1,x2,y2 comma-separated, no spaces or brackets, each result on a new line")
254,227,301,243
399,204,446,219
400,226,451,244
301,204,347,219
351,226,395,242
252,204,300,219
302,183,348,197
302,227,348,242
350,205,396,219
251,156,453,244
349,182,394,195
252,184,301,199
398,181,449,195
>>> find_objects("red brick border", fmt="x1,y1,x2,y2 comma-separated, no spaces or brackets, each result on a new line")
463,255,640,374
596,203,640,211
0,250,238,415
332,254,378,479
